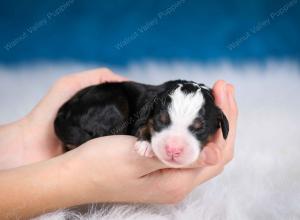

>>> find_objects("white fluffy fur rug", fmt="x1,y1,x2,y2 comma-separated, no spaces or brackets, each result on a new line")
1,61,300,220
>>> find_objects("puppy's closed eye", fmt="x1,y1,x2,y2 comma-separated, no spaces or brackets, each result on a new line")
159,111,170,125
153,111,171,131
189,117,205,133
192,117,203,130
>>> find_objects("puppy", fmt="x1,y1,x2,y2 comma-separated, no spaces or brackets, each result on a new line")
54,80,229,167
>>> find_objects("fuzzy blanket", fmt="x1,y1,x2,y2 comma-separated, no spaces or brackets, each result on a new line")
1,61,299,220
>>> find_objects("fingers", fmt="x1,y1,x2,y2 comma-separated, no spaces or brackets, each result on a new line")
53,68,127,105
55,67,126,93
187,142,222,168
29,68,127,122
55,68,127,94
211,80,230,147
212,81,238,164
226,84,238,138
223,84,238,163
213,80,231,117
130,145,169,175
92,135,168,176
193,164,224,186
135,156,169,177
72,68,128,90
213,80,238,133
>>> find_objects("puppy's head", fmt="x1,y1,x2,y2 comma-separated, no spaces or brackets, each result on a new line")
149,81,229,167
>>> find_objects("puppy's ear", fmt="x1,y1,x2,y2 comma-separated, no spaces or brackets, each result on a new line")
218,109,229,139
202,87,229,139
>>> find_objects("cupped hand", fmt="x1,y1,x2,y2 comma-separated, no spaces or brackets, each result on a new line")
61,80,238,204
17,68,127,166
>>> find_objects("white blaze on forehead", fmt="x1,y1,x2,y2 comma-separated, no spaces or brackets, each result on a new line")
168,85,204,127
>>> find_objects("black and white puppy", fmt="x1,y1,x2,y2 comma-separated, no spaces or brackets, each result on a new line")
54,80,229,167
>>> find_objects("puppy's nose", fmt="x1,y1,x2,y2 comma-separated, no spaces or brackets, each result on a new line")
165,145,183,158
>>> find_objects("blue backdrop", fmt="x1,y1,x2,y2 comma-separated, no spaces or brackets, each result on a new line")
0,0,299,66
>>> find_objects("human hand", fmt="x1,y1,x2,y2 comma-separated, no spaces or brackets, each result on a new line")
62,80,238,204
0,78,237,220
2,68,127,168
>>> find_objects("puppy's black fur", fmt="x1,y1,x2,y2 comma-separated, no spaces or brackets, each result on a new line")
54,80,229,150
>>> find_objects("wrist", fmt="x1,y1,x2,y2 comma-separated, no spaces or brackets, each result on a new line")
0,119,25,169
0,152,93,219
62,141,129,204
55,149,97,205
61,147,109,204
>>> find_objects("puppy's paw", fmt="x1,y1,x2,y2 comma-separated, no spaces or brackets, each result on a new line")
134,141,154,158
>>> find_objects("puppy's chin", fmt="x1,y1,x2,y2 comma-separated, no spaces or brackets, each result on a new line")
154,150,200,168
151,132,201,168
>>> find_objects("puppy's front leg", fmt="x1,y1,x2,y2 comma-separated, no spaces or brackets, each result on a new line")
134,125,154,158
